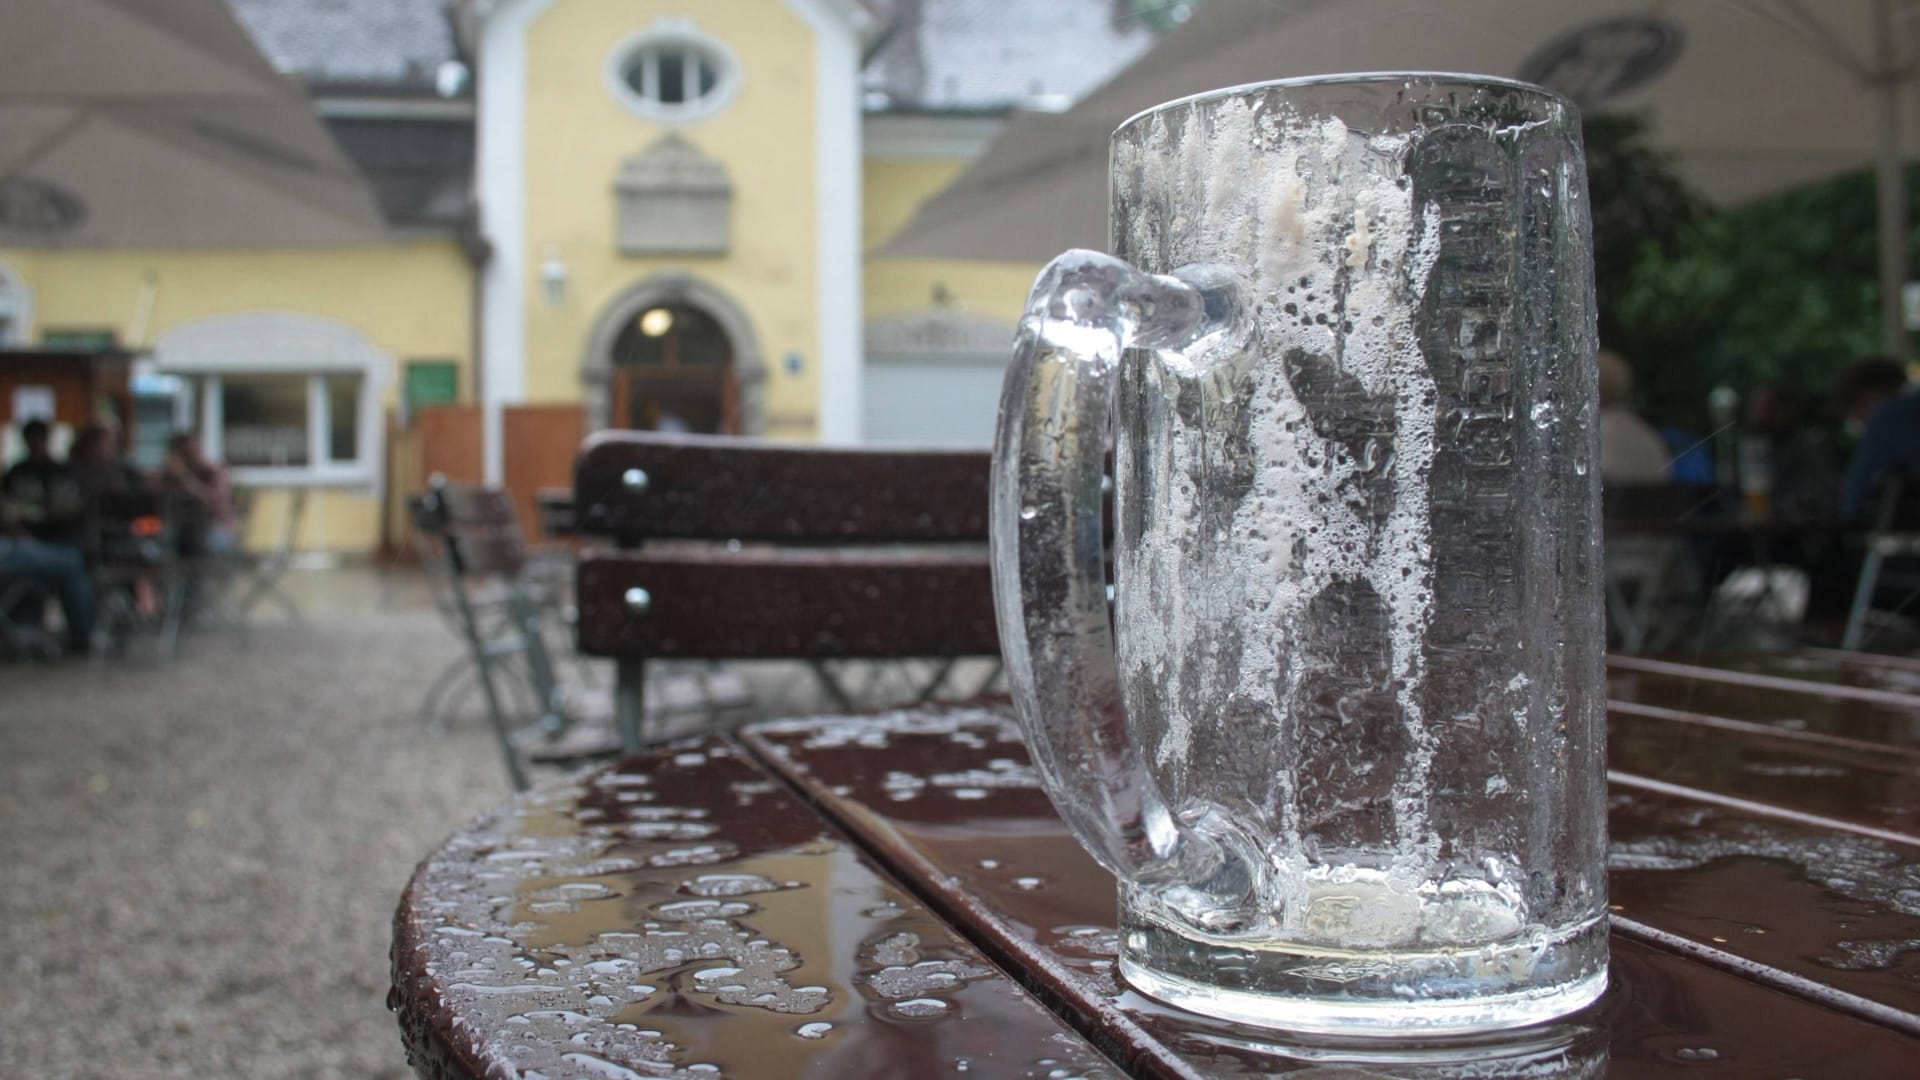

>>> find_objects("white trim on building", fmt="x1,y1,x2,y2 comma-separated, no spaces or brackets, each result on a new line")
475,0,555,485
314,97,476,121
783,0,863,443
0,258,35,346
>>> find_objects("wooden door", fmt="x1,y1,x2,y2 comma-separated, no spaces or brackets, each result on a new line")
608,302,735,434
502,405,584,539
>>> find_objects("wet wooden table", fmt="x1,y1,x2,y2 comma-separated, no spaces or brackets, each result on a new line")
394,653,1920,1077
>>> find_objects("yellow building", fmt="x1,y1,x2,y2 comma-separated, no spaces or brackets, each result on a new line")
0,0,1155,551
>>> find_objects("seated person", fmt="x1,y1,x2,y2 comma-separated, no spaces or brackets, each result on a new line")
1837,358,1919,520
68,421,145,501
2,418,87,547
158,433,239,555
0,491,96,655
1598,350,1671,485
68,420,159,614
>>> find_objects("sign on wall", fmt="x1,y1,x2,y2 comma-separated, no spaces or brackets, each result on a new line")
404,360,460,423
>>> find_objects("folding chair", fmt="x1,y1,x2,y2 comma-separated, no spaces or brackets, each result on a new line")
1843,474,1920,650
228,487,307,621
92,489,189,660
1602,484,1715,654
572,431,1001,752
411,480,617,789
0,572,61,658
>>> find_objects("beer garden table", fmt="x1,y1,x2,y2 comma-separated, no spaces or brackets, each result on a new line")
392,650,1920,1077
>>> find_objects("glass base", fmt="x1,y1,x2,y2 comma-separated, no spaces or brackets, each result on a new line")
1119,913,1609,1037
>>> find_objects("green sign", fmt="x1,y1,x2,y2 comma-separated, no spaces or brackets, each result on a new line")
404,360,459,417
40,328,118,351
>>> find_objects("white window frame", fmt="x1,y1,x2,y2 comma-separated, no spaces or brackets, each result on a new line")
196,371,373,485
606,20,742,124
154,313,390,490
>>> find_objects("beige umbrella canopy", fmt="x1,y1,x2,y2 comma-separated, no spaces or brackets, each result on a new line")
886,0,1920,352
0,0,388,248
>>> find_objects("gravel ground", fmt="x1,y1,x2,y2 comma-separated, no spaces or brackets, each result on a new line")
0,597,513,1078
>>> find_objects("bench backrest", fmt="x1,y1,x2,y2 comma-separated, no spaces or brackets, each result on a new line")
572,432,998,662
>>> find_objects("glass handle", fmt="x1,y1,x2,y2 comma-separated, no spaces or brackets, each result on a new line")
991,249,1263,931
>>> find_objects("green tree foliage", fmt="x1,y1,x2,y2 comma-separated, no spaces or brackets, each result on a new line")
1580,112,1709,427
1603,118,1913,429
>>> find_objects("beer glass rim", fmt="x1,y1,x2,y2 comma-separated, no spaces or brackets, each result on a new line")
1114,72,1577,139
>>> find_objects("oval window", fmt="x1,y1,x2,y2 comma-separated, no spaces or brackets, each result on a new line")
611,29,738,122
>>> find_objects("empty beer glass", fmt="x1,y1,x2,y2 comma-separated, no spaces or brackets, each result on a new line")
991,74,1608,1035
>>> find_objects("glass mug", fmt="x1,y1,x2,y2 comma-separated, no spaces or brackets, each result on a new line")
991,74,1607,1036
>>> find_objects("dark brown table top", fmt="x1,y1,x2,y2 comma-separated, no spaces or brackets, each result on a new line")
395,654,1920,1077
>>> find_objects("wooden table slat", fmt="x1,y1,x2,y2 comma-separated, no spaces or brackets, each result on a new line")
1608,667,1920,749
1632,650,1920,699
1607,708,1920,837
1608,699,1920,766
741,704,1920,1076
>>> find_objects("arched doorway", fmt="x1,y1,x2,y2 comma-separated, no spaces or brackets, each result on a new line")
609,302,734,433
583,272,766,436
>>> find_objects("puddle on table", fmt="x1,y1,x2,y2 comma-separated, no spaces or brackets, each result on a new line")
1607,790,1920,995
399,738,1115,1078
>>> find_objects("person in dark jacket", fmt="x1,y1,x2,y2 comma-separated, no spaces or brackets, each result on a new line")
1837,358,1919,520
2,418,87,547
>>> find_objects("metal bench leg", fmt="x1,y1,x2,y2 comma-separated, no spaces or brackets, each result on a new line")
158,573,189,661
970,658,1005,698
808,660,858,712
1844,545,1887,650
915,656,960,703
616,658,647,753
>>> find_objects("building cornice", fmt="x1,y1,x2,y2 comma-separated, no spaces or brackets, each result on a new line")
864,113,1005,160
315,97,475,121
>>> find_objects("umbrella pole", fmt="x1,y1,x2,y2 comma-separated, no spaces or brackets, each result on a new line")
1873,0,1911,362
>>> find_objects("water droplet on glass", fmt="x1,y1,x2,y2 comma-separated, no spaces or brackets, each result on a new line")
1019,505,1039,521
890,997,951,1019
1670,1046,1721,1063
1012,876,1045,891
977,858,1003,869
794,1021,833,1040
